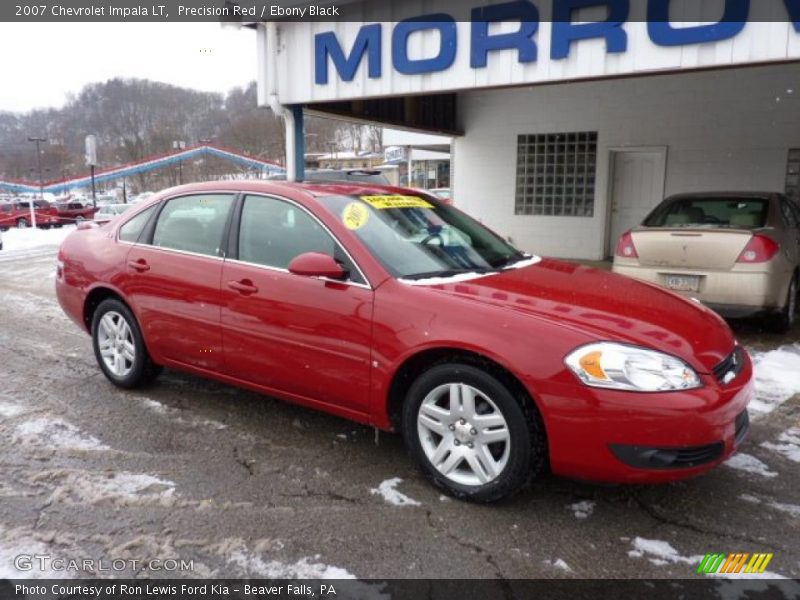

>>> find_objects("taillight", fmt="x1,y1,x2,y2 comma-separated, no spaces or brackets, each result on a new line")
615,230,638,258
736,234,779,264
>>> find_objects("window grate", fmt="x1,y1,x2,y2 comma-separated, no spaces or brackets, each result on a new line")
515,131,597,217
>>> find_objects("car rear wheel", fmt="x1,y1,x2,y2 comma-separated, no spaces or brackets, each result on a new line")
402,363,546,503
769,274,797,334
91,298,161,388
16,218,28,229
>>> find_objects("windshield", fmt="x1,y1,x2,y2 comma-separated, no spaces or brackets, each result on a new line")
320,194,525,279
644,197,769,229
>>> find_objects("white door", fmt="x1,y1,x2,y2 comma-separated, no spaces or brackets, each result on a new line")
607,148,667,256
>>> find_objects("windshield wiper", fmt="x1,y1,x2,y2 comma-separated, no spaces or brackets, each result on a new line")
402,267,497,280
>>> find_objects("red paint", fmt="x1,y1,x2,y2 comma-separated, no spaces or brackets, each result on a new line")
56,181,753,484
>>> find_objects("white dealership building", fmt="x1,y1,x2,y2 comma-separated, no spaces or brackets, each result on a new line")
253,0,800,259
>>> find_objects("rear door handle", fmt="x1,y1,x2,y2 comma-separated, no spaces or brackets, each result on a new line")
227,279,258,295
127,259,150,272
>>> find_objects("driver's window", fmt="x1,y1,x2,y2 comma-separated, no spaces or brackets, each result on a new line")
239,195,365,284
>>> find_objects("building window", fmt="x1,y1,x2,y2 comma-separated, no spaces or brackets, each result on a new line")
786,149,800,202
515,132,597,217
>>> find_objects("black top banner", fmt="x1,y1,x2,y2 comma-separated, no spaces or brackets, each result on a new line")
4,0,800,22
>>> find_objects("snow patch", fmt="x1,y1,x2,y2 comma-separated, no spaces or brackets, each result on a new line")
749,344,800,417
228,551,355,579
140,397,169,414
627,537,704,566
370,478,421,507
568,500,595,519
714,577,795,600
14,417,109,452
761,428,800,463
724,453,777,478
0,224,75,256
0,401,25,418
543,558,572,572
738,494,800,518
0,527,75,579
31,470,176,506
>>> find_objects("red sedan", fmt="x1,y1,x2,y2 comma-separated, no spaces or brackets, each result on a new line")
56,181,753,502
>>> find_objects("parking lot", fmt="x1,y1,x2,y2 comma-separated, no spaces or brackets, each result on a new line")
0,242,798,581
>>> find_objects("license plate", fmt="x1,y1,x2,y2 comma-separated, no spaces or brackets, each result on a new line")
665,274,699,292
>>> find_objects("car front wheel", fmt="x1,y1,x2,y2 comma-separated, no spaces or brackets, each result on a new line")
402,363,546,503
16,218,28,229
91,298,161,388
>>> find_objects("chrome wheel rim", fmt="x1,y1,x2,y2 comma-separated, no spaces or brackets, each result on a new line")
97,311,135,377
417,383,511,486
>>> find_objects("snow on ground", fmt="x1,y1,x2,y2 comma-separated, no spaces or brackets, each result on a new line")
30,470,176,507
0,401,26,418
14,417,109,452
568,500,595,519
0,526,75,579
748,344,800,417
761,428,800,463
542,558,573,572
0,224,75,258
627,537,703,566
227,551,356,579
724,452,778,478
370,478,421,507
715,579,797,600
739,494,800,518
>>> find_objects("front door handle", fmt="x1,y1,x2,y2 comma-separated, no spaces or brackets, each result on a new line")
127,258,150,272
227,279,258,295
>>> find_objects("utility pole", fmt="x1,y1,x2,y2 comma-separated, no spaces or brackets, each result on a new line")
85,135,98,207
27,136,46,228
173,140,186,184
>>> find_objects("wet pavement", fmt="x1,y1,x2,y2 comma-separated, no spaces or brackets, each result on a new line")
0,248,798,580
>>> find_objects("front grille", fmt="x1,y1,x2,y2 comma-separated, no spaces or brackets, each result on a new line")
713,346,744,385
610,442,724,470
735,410,750,447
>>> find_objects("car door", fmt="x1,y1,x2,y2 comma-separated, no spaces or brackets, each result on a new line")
221,194,374,414
121,193,235,372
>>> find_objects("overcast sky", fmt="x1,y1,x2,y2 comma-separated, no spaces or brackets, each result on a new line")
0,23,258,113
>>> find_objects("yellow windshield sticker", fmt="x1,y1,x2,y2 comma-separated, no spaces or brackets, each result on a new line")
342,201,370,230
360,195,433,210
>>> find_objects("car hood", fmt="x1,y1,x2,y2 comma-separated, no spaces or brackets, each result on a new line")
403,258,735,373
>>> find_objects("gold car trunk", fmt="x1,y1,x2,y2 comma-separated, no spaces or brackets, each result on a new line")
631,229,754,270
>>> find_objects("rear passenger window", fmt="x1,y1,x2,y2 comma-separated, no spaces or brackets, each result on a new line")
152,194,234,257
119,205,157,243
238,195,365,284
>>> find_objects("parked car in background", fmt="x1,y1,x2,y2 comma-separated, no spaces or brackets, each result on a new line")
613,192,800,332
57,180,752,502
56,202,98,225
94,203,132,221
0,228,3,251
268,169,390,184
0,199,60,230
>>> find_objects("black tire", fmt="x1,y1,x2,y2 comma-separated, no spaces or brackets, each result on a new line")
402,363,547,503
768,274,797,334
91,298,161,388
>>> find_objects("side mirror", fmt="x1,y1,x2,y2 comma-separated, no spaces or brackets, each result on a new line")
288,252,346,280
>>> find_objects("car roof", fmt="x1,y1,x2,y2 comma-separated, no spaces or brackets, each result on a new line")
151,179,431,200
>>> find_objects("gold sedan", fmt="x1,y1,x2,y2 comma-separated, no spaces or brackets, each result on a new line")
613,192,800,333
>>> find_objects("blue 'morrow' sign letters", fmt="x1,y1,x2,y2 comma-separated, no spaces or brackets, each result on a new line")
315,0,800,85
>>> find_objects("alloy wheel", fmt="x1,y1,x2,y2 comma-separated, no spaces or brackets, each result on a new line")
417,382,511,486
97,311,136,377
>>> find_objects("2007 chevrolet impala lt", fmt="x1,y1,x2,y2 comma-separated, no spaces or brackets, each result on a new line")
56,181,753,502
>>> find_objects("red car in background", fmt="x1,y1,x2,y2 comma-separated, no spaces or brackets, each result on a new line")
0,200,60,230
55,202,98,225
55,181,753,502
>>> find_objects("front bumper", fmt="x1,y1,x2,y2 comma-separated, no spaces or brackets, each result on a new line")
533,350,754,484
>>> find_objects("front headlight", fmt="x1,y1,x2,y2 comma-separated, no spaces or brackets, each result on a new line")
564,342,702,392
